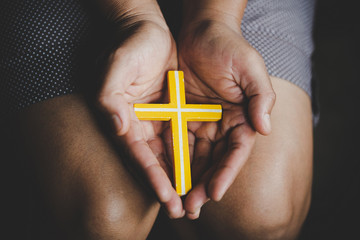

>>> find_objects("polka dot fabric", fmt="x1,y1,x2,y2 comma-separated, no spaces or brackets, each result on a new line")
0,0,90,116
0,0,316,118
242,0,315,97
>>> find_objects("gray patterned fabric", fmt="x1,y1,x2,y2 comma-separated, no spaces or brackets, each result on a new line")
242,0,315,97
0,0,315,117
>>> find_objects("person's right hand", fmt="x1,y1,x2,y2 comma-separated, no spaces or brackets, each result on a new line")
97,7,184,218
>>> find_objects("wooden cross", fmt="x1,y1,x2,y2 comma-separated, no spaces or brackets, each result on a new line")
134,71,222,196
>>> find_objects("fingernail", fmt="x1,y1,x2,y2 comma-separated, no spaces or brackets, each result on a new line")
187,208,200,220
167,210,184,219
112,114,122,134
164,208,173,219
166,205,185,219
263,113,271,133
215,191,225,202
181,209,186,217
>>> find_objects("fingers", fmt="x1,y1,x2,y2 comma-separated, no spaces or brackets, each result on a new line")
190,121,217,183
191,138,212,184
247,89,276,135
142,160,184,218
162,126,174,168
188,130,195,164
184,174,211,220
98,94,131,136
123,115,184,219
97,30,160,137
147,135,172,177
183,140,224,219
183,123,218,219
133,143,184,218
183,123,255,219
208,123,255,201
97,50,135,136
241,56,276,136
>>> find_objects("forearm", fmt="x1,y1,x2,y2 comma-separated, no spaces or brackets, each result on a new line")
92,0,167,28
182,0,247,27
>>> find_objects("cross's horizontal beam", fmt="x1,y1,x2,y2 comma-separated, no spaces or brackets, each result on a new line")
134,71,222,195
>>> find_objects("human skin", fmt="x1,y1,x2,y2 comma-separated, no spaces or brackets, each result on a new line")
159,76,313,239
10,0,313,238
96,0,276,219
96,0,184,218
13,76,312,239
14,95,161,239
177,0,276,218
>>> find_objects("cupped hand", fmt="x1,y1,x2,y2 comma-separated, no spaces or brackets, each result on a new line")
98,19,184,218
178,19,276,219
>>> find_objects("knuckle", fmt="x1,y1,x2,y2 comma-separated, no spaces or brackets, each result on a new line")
97,94,111,108
158,186,172,203
84,191,155,239
267,91,277,105
244,48,264,65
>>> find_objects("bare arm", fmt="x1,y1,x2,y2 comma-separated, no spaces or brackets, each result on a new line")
93,0,167,27
183,0,247,27
178,0,276,218
92,0,184,218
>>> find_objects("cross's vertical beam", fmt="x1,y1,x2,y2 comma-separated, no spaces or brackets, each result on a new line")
171,71,192,195
134,71,222,196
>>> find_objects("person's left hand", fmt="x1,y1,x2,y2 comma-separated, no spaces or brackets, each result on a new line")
178,18,276,219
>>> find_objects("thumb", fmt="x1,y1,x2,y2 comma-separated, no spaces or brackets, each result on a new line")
97,48,135,136
98,93,131,136
245,79,276,135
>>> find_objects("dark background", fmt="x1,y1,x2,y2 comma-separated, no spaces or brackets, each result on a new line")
300,0,360,239
1,0,360,239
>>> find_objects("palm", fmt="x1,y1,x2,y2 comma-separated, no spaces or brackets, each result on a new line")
181,66,256,204
178,21,270,215
118,24,176,171
99,22,184,218
119,27,176,104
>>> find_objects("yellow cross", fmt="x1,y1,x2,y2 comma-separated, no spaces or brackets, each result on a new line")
134,71,222,196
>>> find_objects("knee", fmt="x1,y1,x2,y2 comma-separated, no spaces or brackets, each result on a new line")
83,192,159,240
238,199,296,240
211,188,309,240
204,174,310,240
214,198,300,240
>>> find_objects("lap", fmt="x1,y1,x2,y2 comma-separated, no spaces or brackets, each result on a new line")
2,1,314,239
13,94,160,239
12,75,312,239
160,76,313,239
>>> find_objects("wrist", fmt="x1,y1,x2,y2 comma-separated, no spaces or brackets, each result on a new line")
97,0,168,30
182,0,247,31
